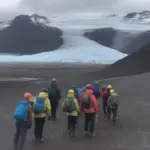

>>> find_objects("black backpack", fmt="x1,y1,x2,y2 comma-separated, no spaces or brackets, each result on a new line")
63,98,75,113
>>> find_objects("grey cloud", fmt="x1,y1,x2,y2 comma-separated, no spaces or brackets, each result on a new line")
0,0,150,20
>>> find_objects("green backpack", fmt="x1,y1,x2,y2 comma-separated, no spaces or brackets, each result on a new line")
81,94,92,109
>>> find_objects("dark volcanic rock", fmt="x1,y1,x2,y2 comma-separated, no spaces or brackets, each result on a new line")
84,28,150,54
84,28,134,54
91,42,150,79
0,14,63,55
124,10,150,20
124,12,137,19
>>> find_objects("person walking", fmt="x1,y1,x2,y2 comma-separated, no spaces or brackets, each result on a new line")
80,84,99,137
62,89,79,137
108,89,119,125
48,78,61,120
33,88,51,142
13,92,33,150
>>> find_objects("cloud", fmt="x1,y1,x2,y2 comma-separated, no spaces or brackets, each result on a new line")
18,0,150,16
0,0,150,20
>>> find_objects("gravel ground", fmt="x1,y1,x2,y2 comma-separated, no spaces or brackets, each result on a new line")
0,63,149,150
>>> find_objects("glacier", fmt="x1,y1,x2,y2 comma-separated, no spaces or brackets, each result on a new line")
1,14,150,64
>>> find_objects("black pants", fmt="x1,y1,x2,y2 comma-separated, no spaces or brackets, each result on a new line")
84,113,95,133
14,121,28,150
51,101,58,120
68,116,77,133
103,99,108,115
34,118,46,140
111,107,118,123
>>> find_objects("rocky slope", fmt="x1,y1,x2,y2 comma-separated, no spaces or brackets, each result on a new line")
0,14,63,55
84,28,150,54
124,10,150,22
90,42,150,79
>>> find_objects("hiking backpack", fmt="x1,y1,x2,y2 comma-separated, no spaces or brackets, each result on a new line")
81,94,92,109
110,93,119,107
33,97,45,114
63,98,75,113
13,100,29,122
92,86,100,98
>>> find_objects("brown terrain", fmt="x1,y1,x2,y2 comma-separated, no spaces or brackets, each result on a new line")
0,62,150,150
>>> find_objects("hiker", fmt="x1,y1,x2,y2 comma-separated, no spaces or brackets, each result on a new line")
80,84,99,137
92,81,101,100
101,86,110,120
106,84,113,119
33,88,51,142
71,84,80,105
62,89,79,137
13,92,33,150
108,89,119,124
48,78,61,120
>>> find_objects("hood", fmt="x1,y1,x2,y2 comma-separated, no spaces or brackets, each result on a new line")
39,92,48,99
67,93,74,99
87,89,93,94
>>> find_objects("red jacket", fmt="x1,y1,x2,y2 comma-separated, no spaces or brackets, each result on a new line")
80,89,98,113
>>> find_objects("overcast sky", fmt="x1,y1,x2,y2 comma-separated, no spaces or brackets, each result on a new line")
0,0,150,20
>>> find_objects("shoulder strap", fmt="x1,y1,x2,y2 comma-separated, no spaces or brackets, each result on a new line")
73,98,77,111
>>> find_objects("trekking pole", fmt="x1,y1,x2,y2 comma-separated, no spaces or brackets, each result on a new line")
62,113,67,136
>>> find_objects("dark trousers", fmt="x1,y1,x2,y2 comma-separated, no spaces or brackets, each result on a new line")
111,107,118,123
51,101,58,120
103,99,108,115
14,121,28,150
84,113,95,133
67,116,77,133
34,118,45,140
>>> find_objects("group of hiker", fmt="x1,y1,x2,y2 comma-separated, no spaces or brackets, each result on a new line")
13,78,119,150
62,82,119,138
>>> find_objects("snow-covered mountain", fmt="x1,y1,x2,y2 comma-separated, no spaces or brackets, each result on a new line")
30,14,50,25
0,14,63,55
124,11,150,24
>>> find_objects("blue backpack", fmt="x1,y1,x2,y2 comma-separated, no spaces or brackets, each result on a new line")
33,97,45,114
92,86,100,98
13,100,29,122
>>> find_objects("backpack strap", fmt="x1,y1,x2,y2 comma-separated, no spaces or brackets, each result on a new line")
73,98,77,111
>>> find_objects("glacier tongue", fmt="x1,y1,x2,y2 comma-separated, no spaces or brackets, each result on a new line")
0,34,127,64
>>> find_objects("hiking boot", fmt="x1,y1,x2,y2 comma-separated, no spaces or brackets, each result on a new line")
71,131,76,138
68,129,72,136
40,137,44,143
89,132,96,137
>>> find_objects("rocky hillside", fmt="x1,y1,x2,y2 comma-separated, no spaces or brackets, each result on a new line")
84,28,150,54
0,14,63,55
90,42,150,79
124,10,150,23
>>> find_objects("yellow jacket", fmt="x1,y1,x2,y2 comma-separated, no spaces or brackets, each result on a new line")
33,92,51,118
62,94,79,116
